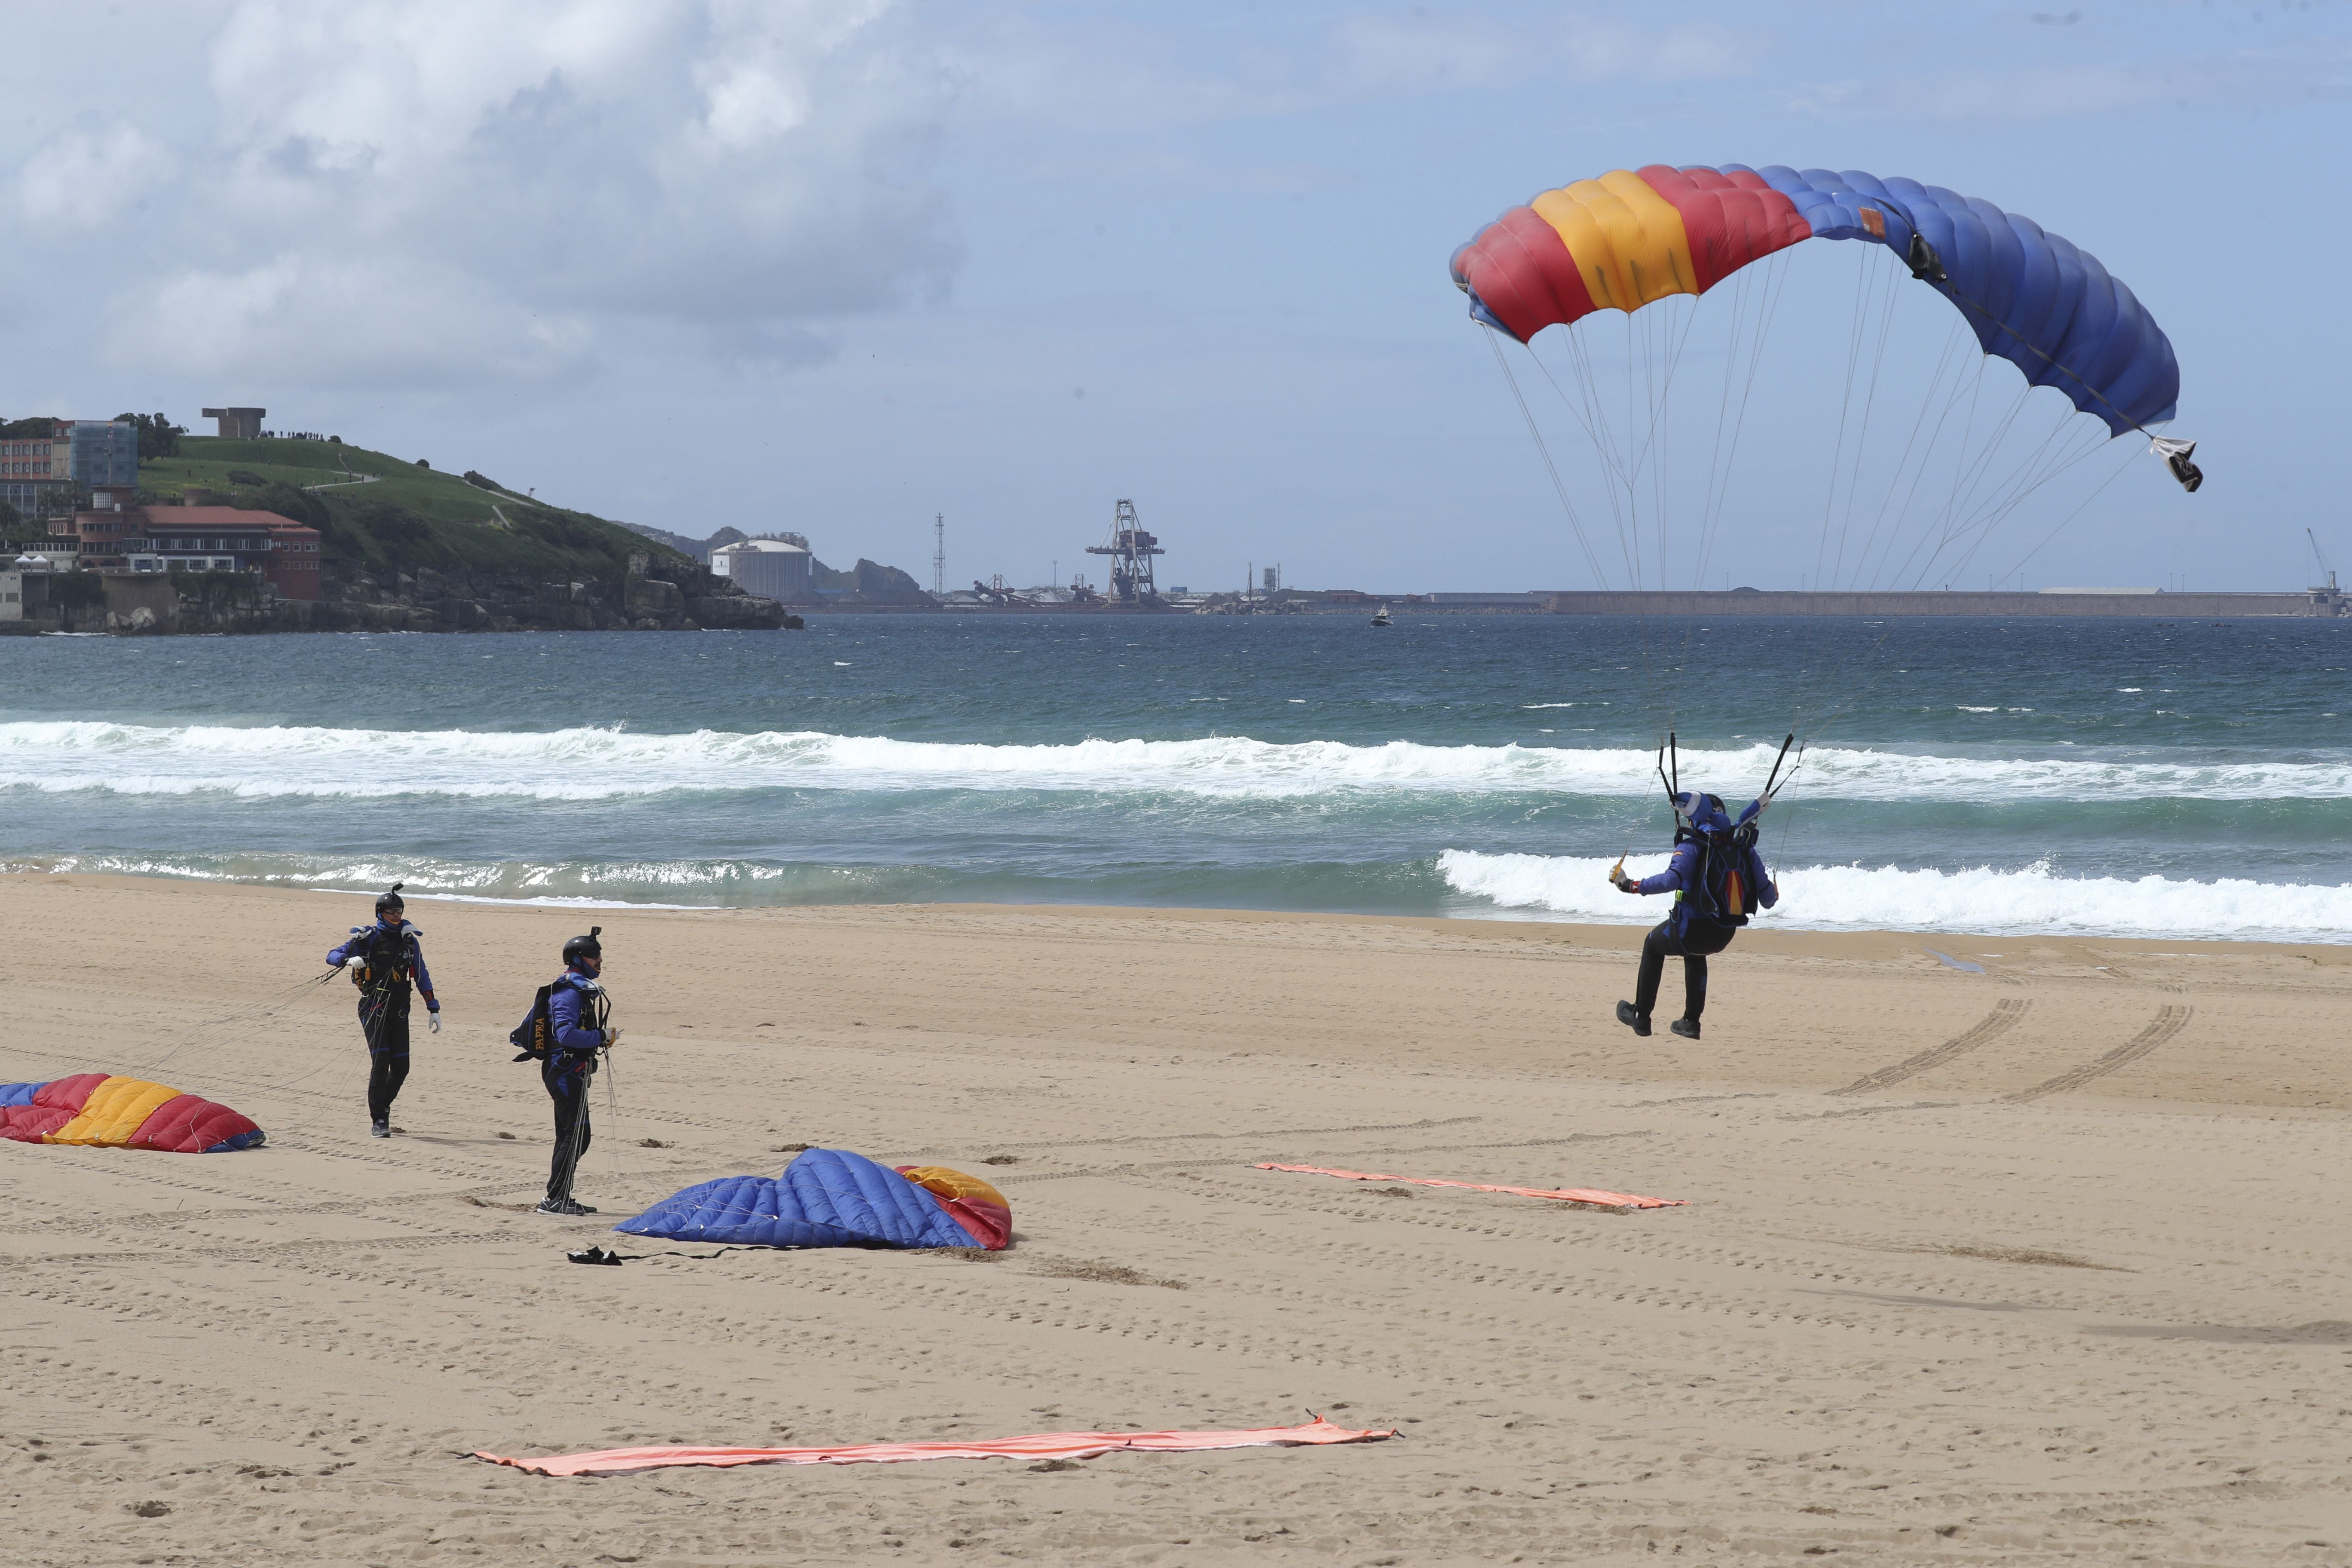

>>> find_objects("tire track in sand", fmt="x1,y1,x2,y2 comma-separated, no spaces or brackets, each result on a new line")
1828,998,2031,1096
2005,1005,2193,1104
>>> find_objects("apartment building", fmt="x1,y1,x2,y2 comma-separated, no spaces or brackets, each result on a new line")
1,418,138,515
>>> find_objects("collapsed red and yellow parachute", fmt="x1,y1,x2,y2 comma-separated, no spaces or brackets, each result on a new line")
0,1073,265,1153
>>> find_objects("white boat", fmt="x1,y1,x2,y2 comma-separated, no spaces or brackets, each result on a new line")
1370,604,1393,626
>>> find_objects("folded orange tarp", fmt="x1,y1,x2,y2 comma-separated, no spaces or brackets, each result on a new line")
475,1417,1393,1478
1255,1161,1684,1210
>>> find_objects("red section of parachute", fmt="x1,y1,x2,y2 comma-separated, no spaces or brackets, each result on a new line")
1631,165,1812,292
130,1093,263,1154
1452,205,1599,341
34,1073,109,1111
936,1195,1011,1251
0,1105,76,1140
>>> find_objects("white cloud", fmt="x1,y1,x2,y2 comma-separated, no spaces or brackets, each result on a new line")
1333,12,1753,94
101,0,956,387
1785,32,2352,121
15,122,173,231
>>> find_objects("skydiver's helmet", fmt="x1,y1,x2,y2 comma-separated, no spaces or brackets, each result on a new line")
1671,792,1731,840
562,926,603,971
375,882,406,919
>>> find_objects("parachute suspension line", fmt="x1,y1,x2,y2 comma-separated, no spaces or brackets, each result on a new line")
1801,421,2130,740
1483,326,1611,591
1914,391,2098,591
1868,329,2005,591
1630,300,1709,733
124,968,342,1080
1826,254,1906,593
1670,260,1788,732
1785,251,1909,741
1812,245,1877,597
1846,314,1975,593
1892,373,2037,591
1938,417,2120,588
1543,328,1642,588
1990,441,2143,586
1692,253,1790,593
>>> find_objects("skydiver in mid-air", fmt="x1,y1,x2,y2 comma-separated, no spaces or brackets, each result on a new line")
328,884,440,1138
1611,790,1779,1041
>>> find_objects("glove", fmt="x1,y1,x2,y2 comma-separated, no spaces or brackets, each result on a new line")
428,1012,442,1034
1613,871,1638,894
603,1025,622,1049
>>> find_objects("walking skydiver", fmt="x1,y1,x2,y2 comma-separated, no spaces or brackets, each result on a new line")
327,883,440,1137
509,927,619,1218
1611,791,1778,1041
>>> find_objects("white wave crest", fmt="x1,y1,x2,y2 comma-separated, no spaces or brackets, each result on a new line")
0,720,2346,802
1436,849,2352,943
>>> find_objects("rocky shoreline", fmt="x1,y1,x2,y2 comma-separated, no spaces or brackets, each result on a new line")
7,554,798,635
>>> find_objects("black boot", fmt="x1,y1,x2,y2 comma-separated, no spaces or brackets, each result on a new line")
1670,1017,1700,1040
1614,1000,1651,1038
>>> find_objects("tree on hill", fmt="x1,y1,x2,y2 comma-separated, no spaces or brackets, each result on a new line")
114,412,185,460
0,499,46,546
0,416,54,439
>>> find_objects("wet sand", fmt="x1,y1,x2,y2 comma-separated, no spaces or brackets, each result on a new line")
4,873,2350,1565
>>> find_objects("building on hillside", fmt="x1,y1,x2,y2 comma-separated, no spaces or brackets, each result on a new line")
711,537,812,602
2,419,138,514
0,425,61,515
201,407,266,439
67,421,137,487
4,420,89,515
53,500,322,600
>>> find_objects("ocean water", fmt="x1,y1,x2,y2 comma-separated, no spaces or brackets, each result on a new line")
3,614,2348,941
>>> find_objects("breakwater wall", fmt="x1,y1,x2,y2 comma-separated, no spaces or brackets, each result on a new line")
1540,590,2348,618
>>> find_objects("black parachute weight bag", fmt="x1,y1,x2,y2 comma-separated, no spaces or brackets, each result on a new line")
509,984,554,1063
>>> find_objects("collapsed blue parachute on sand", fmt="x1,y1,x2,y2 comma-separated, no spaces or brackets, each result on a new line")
617,1146,1011,1250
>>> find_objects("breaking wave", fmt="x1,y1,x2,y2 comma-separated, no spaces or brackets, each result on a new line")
2,721,2346,802
1436,849,2352,943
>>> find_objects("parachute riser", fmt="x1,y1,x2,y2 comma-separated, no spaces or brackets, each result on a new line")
1761,732,1796,800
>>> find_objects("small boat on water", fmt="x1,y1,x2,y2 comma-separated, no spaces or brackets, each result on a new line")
1370,604,1393,626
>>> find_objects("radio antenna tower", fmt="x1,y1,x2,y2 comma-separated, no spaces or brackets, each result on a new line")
932,513,945,597
1085,499,1165,604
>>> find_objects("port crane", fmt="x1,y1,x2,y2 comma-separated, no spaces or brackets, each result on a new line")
1085,500,1164,604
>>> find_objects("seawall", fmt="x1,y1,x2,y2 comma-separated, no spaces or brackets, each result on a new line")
1540,590,2349,618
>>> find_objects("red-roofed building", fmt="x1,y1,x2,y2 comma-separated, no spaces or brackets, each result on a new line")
55,502,323,601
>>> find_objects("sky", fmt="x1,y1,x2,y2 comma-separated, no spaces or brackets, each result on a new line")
3,1,2346,592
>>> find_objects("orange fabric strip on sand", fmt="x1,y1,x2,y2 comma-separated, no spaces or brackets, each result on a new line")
475,1418,1393,1478
1255,1161,1685,1210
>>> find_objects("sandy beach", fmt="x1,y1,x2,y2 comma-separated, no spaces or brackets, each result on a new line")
4,872,2350,1565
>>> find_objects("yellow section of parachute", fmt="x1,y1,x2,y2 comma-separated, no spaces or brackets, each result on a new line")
1528,169,1700,314
46,1076,180,1146
897,1166,1009,1212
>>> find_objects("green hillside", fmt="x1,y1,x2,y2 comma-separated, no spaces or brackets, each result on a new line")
138,436,691,583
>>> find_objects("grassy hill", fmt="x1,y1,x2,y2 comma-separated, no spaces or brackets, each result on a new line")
138,436,692,585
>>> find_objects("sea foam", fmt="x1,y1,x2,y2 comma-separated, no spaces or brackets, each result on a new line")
2,721,2346,802
1436,849,2352,943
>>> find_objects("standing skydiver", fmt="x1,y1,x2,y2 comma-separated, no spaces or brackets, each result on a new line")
1610,791,1778,1040
327,883,440,1137
509,927,620,1218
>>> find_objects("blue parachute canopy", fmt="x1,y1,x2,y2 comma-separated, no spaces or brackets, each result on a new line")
617,1146,985,1250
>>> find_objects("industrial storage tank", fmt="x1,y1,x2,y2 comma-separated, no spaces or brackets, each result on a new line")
711,538,812,602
